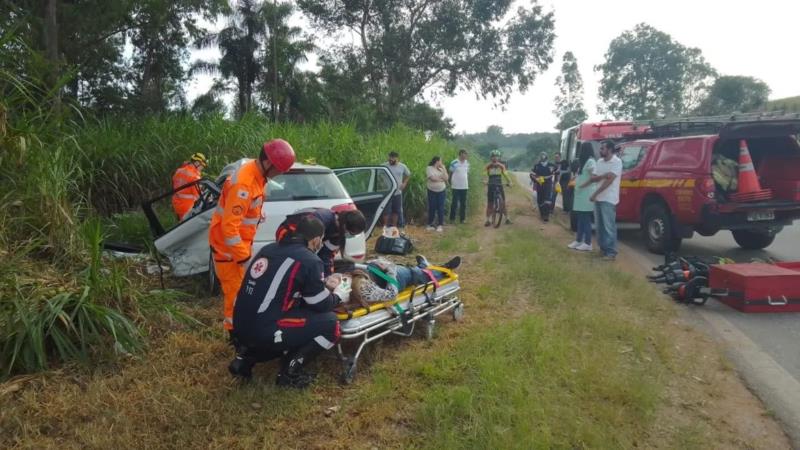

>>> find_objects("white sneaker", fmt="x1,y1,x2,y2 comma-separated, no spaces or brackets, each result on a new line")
576,243,593,252
426,226,435,231
567,241,581,249
436,226,443,232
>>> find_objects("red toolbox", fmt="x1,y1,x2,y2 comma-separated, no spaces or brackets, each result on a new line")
709,263,800,313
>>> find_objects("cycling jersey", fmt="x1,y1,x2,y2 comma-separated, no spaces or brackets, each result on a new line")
485,162,509,185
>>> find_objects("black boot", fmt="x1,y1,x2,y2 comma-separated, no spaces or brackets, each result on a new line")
441,256,461,270
275,341,325,389
228,354,255,380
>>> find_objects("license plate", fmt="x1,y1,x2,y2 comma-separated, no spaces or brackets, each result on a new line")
747,210,775,222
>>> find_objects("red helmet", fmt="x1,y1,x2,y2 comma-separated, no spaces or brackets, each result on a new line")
261,139,296,173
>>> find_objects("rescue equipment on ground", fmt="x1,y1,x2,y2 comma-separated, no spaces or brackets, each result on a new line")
649,253,800,313
374,227,413,255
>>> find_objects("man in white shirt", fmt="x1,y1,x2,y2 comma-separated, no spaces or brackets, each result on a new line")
590,140,623,261
448,149,470,224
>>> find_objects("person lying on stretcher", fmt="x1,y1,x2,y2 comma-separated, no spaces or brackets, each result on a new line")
334,255,461,310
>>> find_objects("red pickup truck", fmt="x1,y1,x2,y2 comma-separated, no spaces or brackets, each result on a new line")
614,117,800,254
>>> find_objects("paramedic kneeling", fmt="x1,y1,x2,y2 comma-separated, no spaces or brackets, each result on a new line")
228,215,344,388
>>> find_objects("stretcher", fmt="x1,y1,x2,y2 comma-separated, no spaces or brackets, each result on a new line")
334,265,463,384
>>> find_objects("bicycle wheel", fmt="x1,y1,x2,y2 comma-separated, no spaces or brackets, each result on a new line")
492,192,504,227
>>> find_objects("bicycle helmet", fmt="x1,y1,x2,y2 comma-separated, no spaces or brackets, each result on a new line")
191,152,208,167
490,149,502,157
261,139,296,173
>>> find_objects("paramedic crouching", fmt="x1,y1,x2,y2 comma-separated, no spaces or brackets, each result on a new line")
228,215,344,388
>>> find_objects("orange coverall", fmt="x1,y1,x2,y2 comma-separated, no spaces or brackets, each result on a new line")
171,162,202,220
209,159,267,330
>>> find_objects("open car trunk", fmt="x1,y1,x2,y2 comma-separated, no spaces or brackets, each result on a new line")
712,129,800,205
709,125,800,227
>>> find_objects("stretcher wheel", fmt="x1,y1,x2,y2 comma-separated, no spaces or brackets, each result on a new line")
452,303,464,322
341,357,357,385
425,319,436,341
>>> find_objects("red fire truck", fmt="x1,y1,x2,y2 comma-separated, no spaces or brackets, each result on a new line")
559,121,648,161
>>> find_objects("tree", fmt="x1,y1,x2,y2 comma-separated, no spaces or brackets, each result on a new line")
694,76,771,115
190,80,230,118
595,23,716,119
397,102,454,138
553,51,587,130
127,0,227,114
194,0,267,117
298,0,556,125
486,125,504,138
258,1,314,121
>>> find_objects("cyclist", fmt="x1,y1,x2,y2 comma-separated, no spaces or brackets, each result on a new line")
484,150,513,226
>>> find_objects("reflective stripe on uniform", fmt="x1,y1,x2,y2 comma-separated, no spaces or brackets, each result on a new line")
303,289,330,305
250,197,263,208
230,164,244,185
314,335,335,350
176,168,194,177
242,217,260,225
175,193,196,199
224,235,242,246
257,258,296,313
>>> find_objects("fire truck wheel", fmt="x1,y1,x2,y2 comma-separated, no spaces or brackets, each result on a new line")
643,203,682,254
731,229,776,250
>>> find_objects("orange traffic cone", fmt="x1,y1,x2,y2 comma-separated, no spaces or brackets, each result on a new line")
730,139,772,202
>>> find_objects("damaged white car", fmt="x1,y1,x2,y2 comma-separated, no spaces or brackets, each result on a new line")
143,161,398,291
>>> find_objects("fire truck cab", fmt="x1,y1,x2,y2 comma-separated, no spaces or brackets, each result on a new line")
559,121,647,161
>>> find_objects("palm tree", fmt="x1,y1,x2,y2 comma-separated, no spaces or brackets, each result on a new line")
259,1,314,121
193,0,266,118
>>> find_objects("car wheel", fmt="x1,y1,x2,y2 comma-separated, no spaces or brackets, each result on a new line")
731,229,777,250
642,203,682,254
208,254,221,295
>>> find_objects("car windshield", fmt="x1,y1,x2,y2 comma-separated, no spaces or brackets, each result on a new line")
266,171,349,201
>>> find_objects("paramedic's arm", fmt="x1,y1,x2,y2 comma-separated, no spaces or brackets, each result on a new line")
220,185,254,262
301,259,340,312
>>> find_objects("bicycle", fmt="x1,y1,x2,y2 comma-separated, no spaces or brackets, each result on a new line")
488,183,510,228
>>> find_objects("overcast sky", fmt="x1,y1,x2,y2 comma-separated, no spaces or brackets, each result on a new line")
188,0,800,135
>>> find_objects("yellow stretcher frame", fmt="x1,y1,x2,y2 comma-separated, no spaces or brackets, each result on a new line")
335,265,459,320
335,265,463,384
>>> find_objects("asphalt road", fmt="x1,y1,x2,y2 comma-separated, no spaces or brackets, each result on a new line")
514,171,800,441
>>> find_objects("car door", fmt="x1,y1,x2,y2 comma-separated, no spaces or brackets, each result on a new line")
146,178,221,276
617,144,649,222
334,166,398,239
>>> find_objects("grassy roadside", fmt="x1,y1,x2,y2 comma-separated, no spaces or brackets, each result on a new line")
0,187,788,449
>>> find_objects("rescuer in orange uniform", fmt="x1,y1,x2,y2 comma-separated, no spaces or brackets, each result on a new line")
171,153,208,220
209,139,296,332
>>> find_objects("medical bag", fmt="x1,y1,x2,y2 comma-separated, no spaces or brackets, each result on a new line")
374,234,413,255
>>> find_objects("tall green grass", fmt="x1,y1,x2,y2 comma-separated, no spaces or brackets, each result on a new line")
1,30,475,379
68,115,471,221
